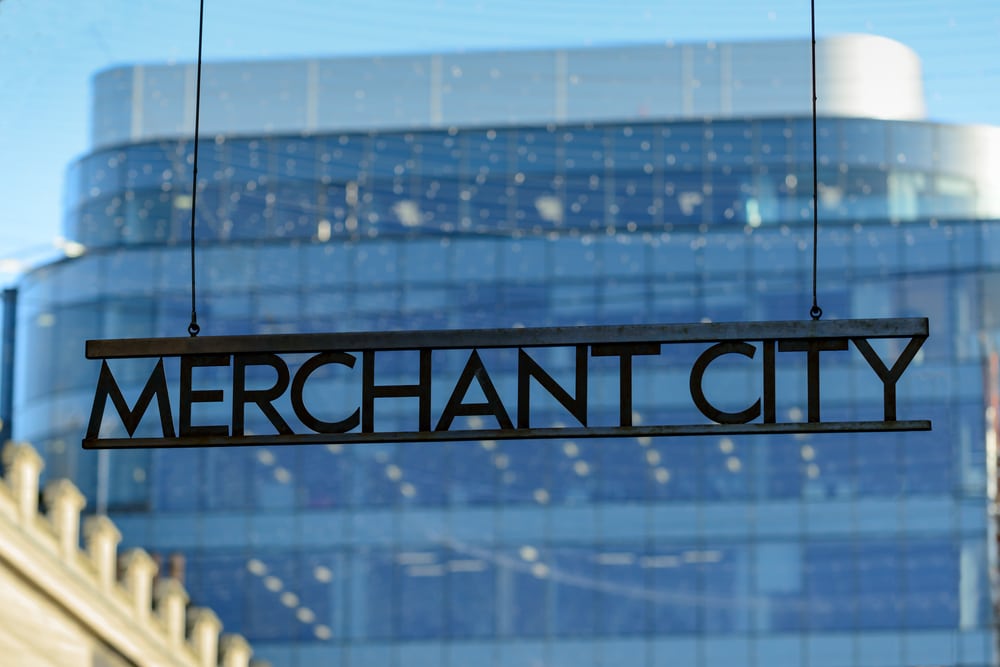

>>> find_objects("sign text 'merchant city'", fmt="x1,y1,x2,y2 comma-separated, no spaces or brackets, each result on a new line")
82,318,930,449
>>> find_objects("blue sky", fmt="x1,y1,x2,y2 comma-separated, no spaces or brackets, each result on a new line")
0,0,998,283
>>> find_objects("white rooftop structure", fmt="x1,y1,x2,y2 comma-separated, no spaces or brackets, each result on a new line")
90,34,926,149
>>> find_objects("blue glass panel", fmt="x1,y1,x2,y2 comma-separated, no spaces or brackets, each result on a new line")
228,139,272,186
502,238,547,282
420,175,461,231
702,438,751,501
122,143,173,190
253,446,296,510
888,123,937,169
453,239,499,282
402,238,449,284
899,274,951,361
600,235,647,278
780,117,817,167
547,439,597,506
857,433,904,497
74,195,121,246
762,436,804,499
844,167,891,220
464,129,507,176
661,123,704,171
369,134,415,178
756,121,793,168
299,550,345,641
901,402,953,494
203,448,252,510
857,541,903,629
706,122,754,168
612,173,656,231
496,439,550,505
804,541,855,631
319,135,366,182
49,304,102,394
356,243,400,287
417,132,461,178
107,450,151,511
906,540,958,629
803,435,856,500
450,442,498,505
352,445,399,508
497,546,549,637
190,551,248,633
396,547,446,640
467,176,511,232
246,551,298,640
706,172,751,226
662,171,706,225
564,175,605,231
598,545,647,636
702,545,746,633
648,438,700,501
563,127,606,172
598,439,649,502
275,137,319,181
755,542,803,632
271,180,317,239
349,548,394,639
152,448,202,511
357,178,400,232
299,444,350,509
513,174,562,231
448,547,496,638
648,544,700,634
395,442,447,507
77,149,123,199
516,127,558,173
612,125,657,170
552,545,598,636
840,119,888,168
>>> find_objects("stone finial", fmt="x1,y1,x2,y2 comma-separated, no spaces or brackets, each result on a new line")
43,479,86,559
120,548,158,620
188,607,222,667
220,634,253,667
3,442,44,522
154,577,190,647
83,515,122,590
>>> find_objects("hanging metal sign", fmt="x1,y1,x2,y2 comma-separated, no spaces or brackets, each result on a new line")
82,318,929,449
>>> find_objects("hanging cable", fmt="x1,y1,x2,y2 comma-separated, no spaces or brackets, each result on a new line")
809,0,823,321
187,0,206,337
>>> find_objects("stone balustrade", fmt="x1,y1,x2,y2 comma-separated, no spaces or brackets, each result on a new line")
0,441,257,667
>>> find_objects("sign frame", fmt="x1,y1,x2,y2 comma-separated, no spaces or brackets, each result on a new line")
83,318,930,449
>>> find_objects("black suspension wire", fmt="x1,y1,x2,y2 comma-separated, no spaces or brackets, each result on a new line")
187,0,206,337
809,0,823,321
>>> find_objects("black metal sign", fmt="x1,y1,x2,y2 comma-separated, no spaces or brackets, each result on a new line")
82,318,929,449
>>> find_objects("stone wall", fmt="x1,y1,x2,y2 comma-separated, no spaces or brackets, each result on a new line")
0,442,263,667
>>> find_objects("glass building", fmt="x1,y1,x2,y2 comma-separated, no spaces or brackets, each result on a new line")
12,35,1000,665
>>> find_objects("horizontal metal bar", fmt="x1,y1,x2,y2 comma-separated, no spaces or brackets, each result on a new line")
87,318,928,359
82,419,931,449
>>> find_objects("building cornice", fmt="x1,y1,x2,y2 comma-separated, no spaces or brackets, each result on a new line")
0,441,260,667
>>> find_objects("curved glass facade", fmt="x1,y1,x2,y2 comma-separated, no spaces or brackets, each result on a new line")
15,116,1000,665
64,118,995,249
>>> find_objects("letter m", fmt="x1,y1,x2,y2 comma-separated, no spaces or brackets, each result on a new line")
86,359,176,440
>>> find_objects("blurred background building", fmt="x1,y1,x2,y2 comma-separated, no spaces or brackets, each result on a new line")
8,35,1000,665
